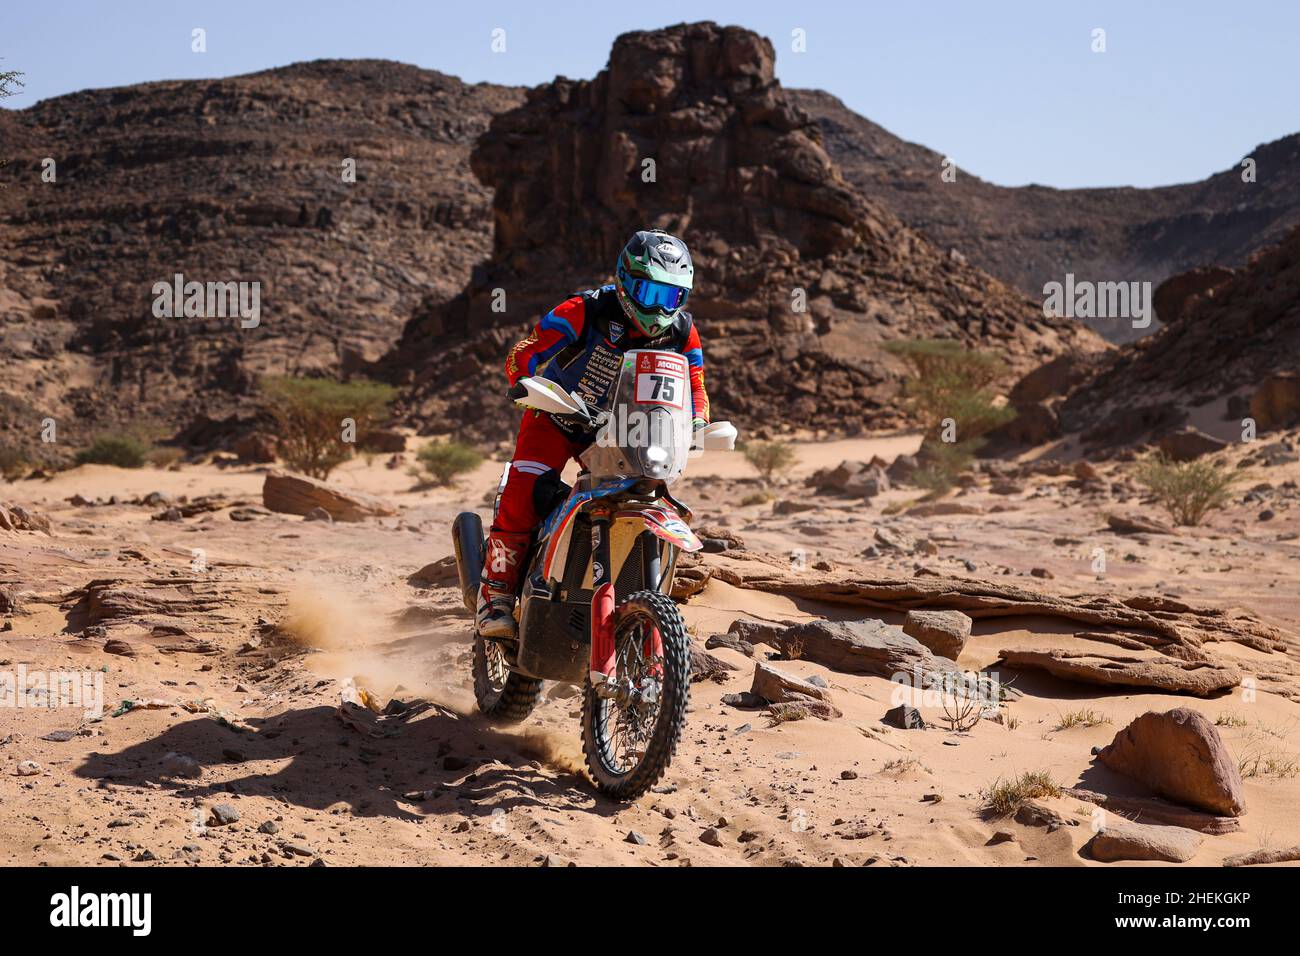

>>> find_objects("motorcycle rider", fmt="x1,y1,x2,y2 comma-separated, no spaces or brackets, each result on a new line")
476,229,710,639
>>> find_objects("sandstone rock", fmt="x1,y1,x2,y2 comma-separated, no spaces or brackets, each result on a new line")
1097,708,1245,816
262,472,395,522
1250,371,1300,431
732,618,955,680
1086,820,1202,863
883,704,925,730
0,503,51,534
767,697,840,721
1000,649,1240,697
690,646,738,682
1156,426,1228,462
1107,512,1175,535
902,609,971,660
750,661,837,711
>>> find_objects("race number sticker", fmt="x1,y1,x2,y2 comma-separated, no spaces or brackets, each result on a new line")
634,353,687,409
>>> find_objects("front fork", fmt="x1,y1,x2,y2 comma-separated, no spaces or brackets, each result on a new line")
589,515,616,683
590,520,666,686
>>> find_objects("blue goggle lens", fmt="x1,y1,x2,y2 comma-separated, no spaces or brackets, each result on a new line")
620,267,687,312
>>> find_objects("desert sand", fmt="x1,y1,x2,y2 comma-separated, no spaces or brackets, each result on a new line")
2,432,1299,867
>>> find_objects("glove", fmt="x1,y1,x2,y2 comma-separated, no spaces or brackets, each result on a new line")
692,418,707,432
508,382,528,401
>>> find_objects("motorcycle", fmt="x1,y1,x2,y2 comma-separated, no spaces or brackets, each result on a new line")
452,349,737,799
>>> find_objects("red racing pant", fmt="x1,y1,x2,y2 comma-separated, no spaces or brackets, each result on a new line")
493,410,587,535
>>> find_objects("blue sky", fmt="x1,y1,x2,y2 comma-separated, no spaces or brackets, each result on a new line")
3,0,1296,189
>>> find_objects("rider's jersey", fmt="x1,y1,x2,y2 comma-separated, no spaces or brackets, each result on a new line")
505,285,710,438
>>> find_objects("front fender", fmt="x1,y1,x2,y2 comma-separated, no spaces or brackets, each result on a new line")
618,505,702,553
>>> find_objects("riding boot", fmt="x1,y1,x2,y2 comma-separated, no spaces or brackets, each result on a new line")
475,530,531,639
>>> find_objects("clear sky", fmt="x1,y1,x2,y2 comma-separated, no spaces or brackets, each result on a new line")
3,0,1296,189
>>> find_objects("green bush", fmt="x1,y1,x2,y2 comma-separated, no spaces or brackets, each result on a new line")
743,440,797,485
261,376,396,479
411,440,483,487
884,339,1014,441
1134,453,1238,526
885,339,1015,497
75,436,149,469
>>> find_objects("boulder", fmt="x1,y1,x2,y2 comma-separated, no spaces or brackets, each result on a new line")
1156,426,1228,462
262,472,396,522
902,609,972,660
750,660,836,710
1000,650,1240,697
1096,708,1245,816
1250,371,1300,431
731,618,956,680
883,704,925,729
1086,820,1202,863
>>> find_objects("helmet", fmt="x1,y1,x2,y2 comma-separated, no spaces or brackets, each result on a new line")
614,229,693,337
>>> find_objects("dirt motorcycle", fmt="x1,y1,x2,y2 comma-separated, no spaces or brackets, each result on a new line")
451,349,737,799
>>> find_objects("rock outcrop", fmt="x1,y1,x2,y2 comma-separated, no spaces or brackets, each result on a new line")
793,88,1300,344
384,22,1102,442
1056,224,1300,449
730,617,956,681
0,61,522,459
999,649,1241,697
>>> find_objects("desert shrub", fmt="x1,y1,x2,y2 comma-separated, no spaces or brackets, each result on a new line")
0,445,28,481
1054,708,1111,730
75,435,149,469
1134,453,1238,525
981,771,1060,817
884,339,1014,437
886,340,1016,495
410,440,483,487
261,376,396,479
911,439,982,497
743,440,797,485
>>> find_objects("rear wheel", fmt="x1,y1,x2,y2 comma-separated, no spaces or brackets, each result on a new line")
581,590,690,800
472,636,542,724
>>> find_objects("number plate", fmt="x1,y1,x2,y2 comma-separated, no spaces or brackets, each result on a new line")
634,353,687,409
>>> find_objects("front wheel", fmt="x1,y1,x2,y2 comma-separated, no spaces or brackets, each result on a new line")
581,590,690,800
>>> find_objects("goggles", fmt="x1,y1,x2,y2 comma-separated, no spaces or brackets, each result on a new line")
619,265,689,314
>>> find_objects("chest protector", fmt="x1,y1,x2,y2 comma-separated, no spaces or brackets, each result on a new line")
542,285,694,440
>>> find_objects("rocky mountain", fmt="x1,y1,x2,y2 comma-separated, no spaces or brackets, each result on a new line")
384,23,1103,443
0,60,521,457
793,89,1300,343
1055,224,1300,450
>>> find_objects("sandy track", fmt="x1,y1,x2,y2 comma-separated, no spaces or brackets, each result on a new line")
2,437,1299,866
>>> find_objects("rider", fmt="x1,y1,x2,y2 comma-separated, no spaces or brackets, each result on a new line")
476,228,710,638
